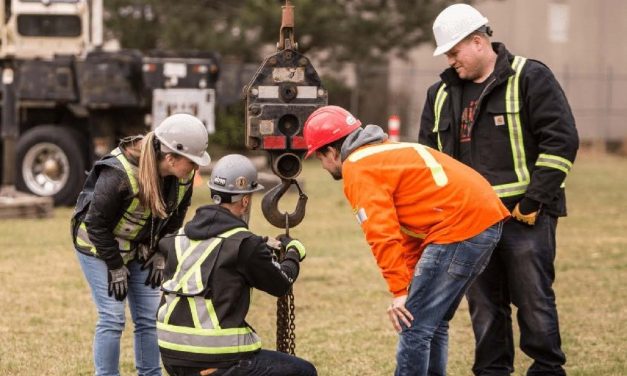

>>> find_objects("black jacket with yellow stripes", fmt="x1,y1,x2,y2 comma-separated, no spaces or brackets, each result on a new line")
419,42,579,216
158,204,300,368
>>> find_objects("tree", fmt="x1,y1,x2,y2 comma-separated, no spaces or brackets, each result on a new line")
104,1,473,148
104,0,470,64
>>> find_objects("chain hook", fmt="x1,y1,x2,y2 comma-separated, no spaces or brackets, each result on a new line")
261,178,308,229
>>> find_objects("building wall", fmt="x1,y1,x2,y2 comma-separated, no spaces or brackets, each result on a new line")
391,0,627,142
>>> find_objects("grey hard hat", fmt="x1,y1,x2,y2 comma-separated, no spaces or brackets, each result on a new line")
209,154,264,198
155,113,211,166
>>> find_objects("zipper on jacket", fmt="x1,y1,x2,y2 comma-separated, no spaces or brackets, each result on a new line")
469,76,497,131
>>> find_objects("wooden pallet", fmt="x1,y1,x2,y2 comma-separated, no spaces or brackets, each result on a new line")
0,187,54,219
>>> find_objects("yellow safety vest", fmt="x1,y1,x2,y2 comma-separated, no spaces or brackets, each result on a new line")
157,227,262,356
74,148,194,264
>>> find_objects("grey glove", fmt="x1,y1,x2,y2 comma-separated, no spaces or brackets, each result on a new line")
277,235,306,261
142,252,166,288
265,237,283,252
108,265,130,301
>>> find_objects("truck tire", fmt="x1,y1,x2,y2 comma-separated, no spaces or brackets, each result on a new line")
16,125,87,206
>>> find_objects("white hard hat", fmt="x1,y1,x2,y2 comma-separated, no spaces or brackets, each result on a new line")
432,3,489,56
155,113,211,166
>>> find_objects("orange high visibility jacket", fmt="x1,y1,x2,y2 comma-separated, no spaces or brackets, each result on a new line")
342,141,510,297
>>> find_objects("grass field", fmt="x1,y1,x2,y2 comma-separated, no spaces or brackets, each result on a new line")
0,155,625,375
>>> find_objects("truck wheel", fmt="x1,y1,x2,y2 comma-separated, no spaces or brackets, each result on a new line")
16,126,87,206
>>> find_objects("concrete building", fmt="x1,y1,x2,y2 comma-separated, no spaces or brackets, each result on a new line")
390,0,626,146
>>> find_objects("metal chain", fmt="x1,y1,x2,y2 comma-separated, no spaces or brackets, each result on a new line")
288,289,296,354
275,248,296,355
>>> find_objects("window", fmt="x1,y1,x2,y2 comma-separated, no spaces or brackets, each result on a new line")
17,14,82,37
548,2,570,43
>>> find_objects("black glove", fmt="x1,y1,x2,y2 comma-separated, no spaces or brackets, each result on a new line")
518,197,541,214
512,197,542,226
141,252,166,289
277,235,306,261
108,265,130,301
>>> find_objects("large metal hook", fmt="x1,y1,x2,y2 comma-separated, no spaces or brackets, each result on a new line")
261,178,308,229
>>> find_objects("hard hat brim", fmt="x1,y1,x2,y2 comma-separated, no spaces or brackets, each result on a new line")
208,183,265,194
185,151,211,167
433,41,458,56
159,138,211,166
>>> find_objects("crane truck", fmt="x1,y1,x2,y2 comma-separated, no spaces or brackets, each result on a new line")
0,0,219,205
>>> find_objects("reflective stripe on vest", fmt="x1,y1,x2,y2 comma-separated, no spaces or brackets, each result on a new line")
111,149,193,241
75,222,136,263
348,142,448,187
111,148,151,240
432,83,449,152
400,226,426,240
158,227,261,355
157,323,261,355
433,56,534,198
162,227,246,295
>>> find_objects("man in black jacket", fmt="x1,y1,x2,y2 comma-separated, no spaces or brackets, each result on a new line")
419,4,578,376
156,154,316,376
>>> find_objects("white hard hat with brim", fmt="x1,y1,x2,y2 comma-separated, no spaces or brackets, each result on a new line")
432,3,489,56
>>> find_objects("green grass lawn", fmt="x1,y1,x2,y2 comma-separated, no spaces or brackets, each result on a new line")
0,155,625,375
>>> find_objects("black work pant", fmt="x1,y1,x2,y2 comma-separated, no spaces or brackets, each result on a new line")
466,214,567,376
164,349,317,376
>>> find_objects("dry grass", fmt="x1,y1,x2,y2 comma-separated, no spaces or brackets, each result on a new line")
0,155,625,375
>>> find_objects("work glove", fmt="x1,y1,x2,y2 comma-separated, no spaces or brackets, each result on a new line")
142,252,166,289
108,265,130,301
265,236,283,252
277,235,306,261
512,197,541,226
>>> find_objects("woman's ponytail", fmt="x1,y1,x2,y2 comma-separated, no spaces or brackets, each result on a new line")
138,131,167,218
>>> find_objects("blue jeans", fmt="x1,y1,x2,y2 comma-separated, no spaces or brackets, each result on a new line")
77,251,162,376
163,350,317,376
466,214,566,376
395,221,503,376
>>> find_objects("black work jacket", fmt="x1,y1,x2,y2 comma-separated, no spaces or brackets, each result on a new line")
419,43,579,216
71,141,193,270
158,205,300,368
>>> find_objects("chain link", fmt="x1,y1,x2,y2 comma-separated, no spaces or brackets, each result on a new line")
288,290,296,354
275,248,296,354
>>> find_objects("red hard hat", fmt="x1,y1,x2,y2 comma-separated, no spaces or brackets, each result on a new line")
303,106,361,158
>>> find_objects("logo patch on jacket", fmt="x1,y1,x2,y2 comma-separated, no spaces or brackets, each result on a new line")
493,115,505,126
354,207,368,225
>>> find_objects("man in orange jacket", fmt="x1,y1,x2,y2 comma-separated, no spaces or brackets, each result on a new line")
303,105,510,376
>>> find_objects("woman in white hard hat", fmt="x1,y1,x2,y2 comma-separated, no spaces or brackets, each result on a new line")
71,113,211,376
